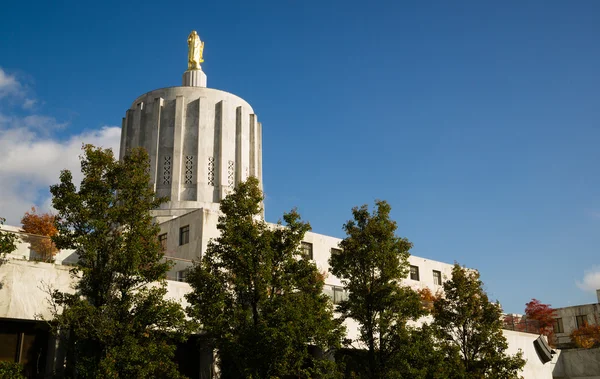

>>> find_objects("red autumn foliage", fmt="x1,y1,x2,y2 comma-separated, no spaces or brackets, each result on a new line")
525,298,556,336
503,314,526,332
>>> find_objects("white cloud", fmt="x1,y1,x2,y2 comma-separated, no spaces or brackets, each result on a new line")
0,125,121,225
576,266,600,292
0,68,22,98
22,98,36,110
0,66,121,226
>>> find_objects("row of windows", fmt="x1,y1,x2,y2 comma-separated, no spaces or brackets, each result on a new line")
409,265,443,285
553,315,590,334
164,232,442,288
302,243,443,286
158,225,191,251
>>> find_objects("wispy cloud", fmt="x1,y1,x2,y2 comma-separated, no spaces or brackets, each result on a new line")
576,266,600,292
0,67,121,225
0,68,23,98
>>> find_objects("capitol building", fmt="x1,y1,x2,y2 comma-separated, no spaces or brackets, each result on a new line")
0,32,556,378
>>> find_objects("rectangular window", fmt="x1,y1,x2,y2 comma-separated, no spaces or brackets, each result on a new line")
410,265,420,281
333,286,349,304
301,242,313,260
553,318,564,333
158,233,167,251
177,270,187,282
433,270,442,285
326,285,349,305
576,315,588,328
179,225,190,246
330,248,342,256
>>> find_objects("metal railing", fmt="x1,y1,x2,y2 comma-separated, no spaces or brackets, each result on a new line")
502,317,543,334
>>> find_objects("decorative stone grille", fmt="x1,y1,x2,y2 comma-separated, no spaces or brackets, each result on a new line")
208,157,215,186
184,155,194,184
163,156,171,185
227,160,234,187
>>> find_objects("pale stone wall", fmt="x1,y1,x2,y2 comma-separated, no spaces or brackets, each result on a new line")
0,256,191,321
120,86,262,221
0,238,555,379
553,347,600,378
554,303,600,345
503,330,558,378
0,225,78,264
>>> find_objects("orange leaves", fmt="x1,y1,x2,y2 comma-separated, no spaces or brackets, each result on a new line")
417,287,441,311
571,323,600,349
20,206,58,261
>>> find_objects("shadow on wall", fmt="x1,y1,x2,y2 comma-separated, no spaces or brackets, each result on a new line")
553,347,600,378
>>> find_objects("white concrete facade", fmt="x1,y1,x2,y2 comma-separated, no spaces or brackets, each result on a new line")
553,302,600,346
120,84,262,222
155,209,455,296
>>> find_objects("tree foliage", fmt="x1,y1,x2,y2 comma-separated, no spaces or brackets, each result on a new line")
186,177,343,378
0,361,25,379
20,206,58,261
0,217,18,257
48,145,189,378
417,287,441,313
329,200,432,378
432,264,525,379
570,316,600,348
524,298,556,336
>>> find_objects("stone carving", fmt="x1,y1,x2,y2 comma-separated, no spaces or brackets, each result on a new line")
184,155,194,185
227,160,234,187
163,156,171,185
187,31,204,70
208,157,215,186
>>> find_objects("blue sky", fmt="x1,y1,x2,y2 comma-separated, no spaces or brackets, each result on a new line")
0,0,598,313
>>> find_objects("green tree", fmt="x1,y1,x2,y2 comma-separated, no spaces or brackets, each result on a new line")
0,217,18,257
48,145,189,378
0,218,19,289
432,264,525,379
329,200,430,379
186,177,343,378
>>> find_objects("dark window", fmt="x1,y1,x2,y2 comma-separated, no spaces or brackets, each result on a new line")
158,233,167,251
179,225,190,246
177,270,188,282
553,318,564,333
301,242,313,260
410,265,420,281
330,248,342,256
433,270,442,285
333,286,349,304
576,315,588,328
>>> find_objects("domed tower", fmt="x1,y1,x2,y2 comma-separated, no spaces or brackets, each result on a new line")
119,31,263,222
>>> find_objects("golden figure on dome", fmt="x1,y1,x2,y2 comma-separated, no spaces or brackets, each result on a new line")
187,30,204,70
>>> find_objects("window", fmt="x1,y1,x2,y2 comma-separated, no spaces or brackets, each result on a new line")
158,233,167,251
576,315,588,328
301,242,313,260
330,248,342,256
433,270,442,285
179,225,190,246
177,270,188,282
333,286,349,304
324,285,349,305
410,265,420,281
553,318,564,334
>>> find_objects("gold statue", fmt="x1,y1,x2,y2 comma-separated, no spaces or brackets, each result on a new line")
187,31,204,70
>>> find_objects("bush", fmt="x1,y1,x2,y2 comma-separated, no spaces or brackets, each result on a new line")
0,362,25,379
